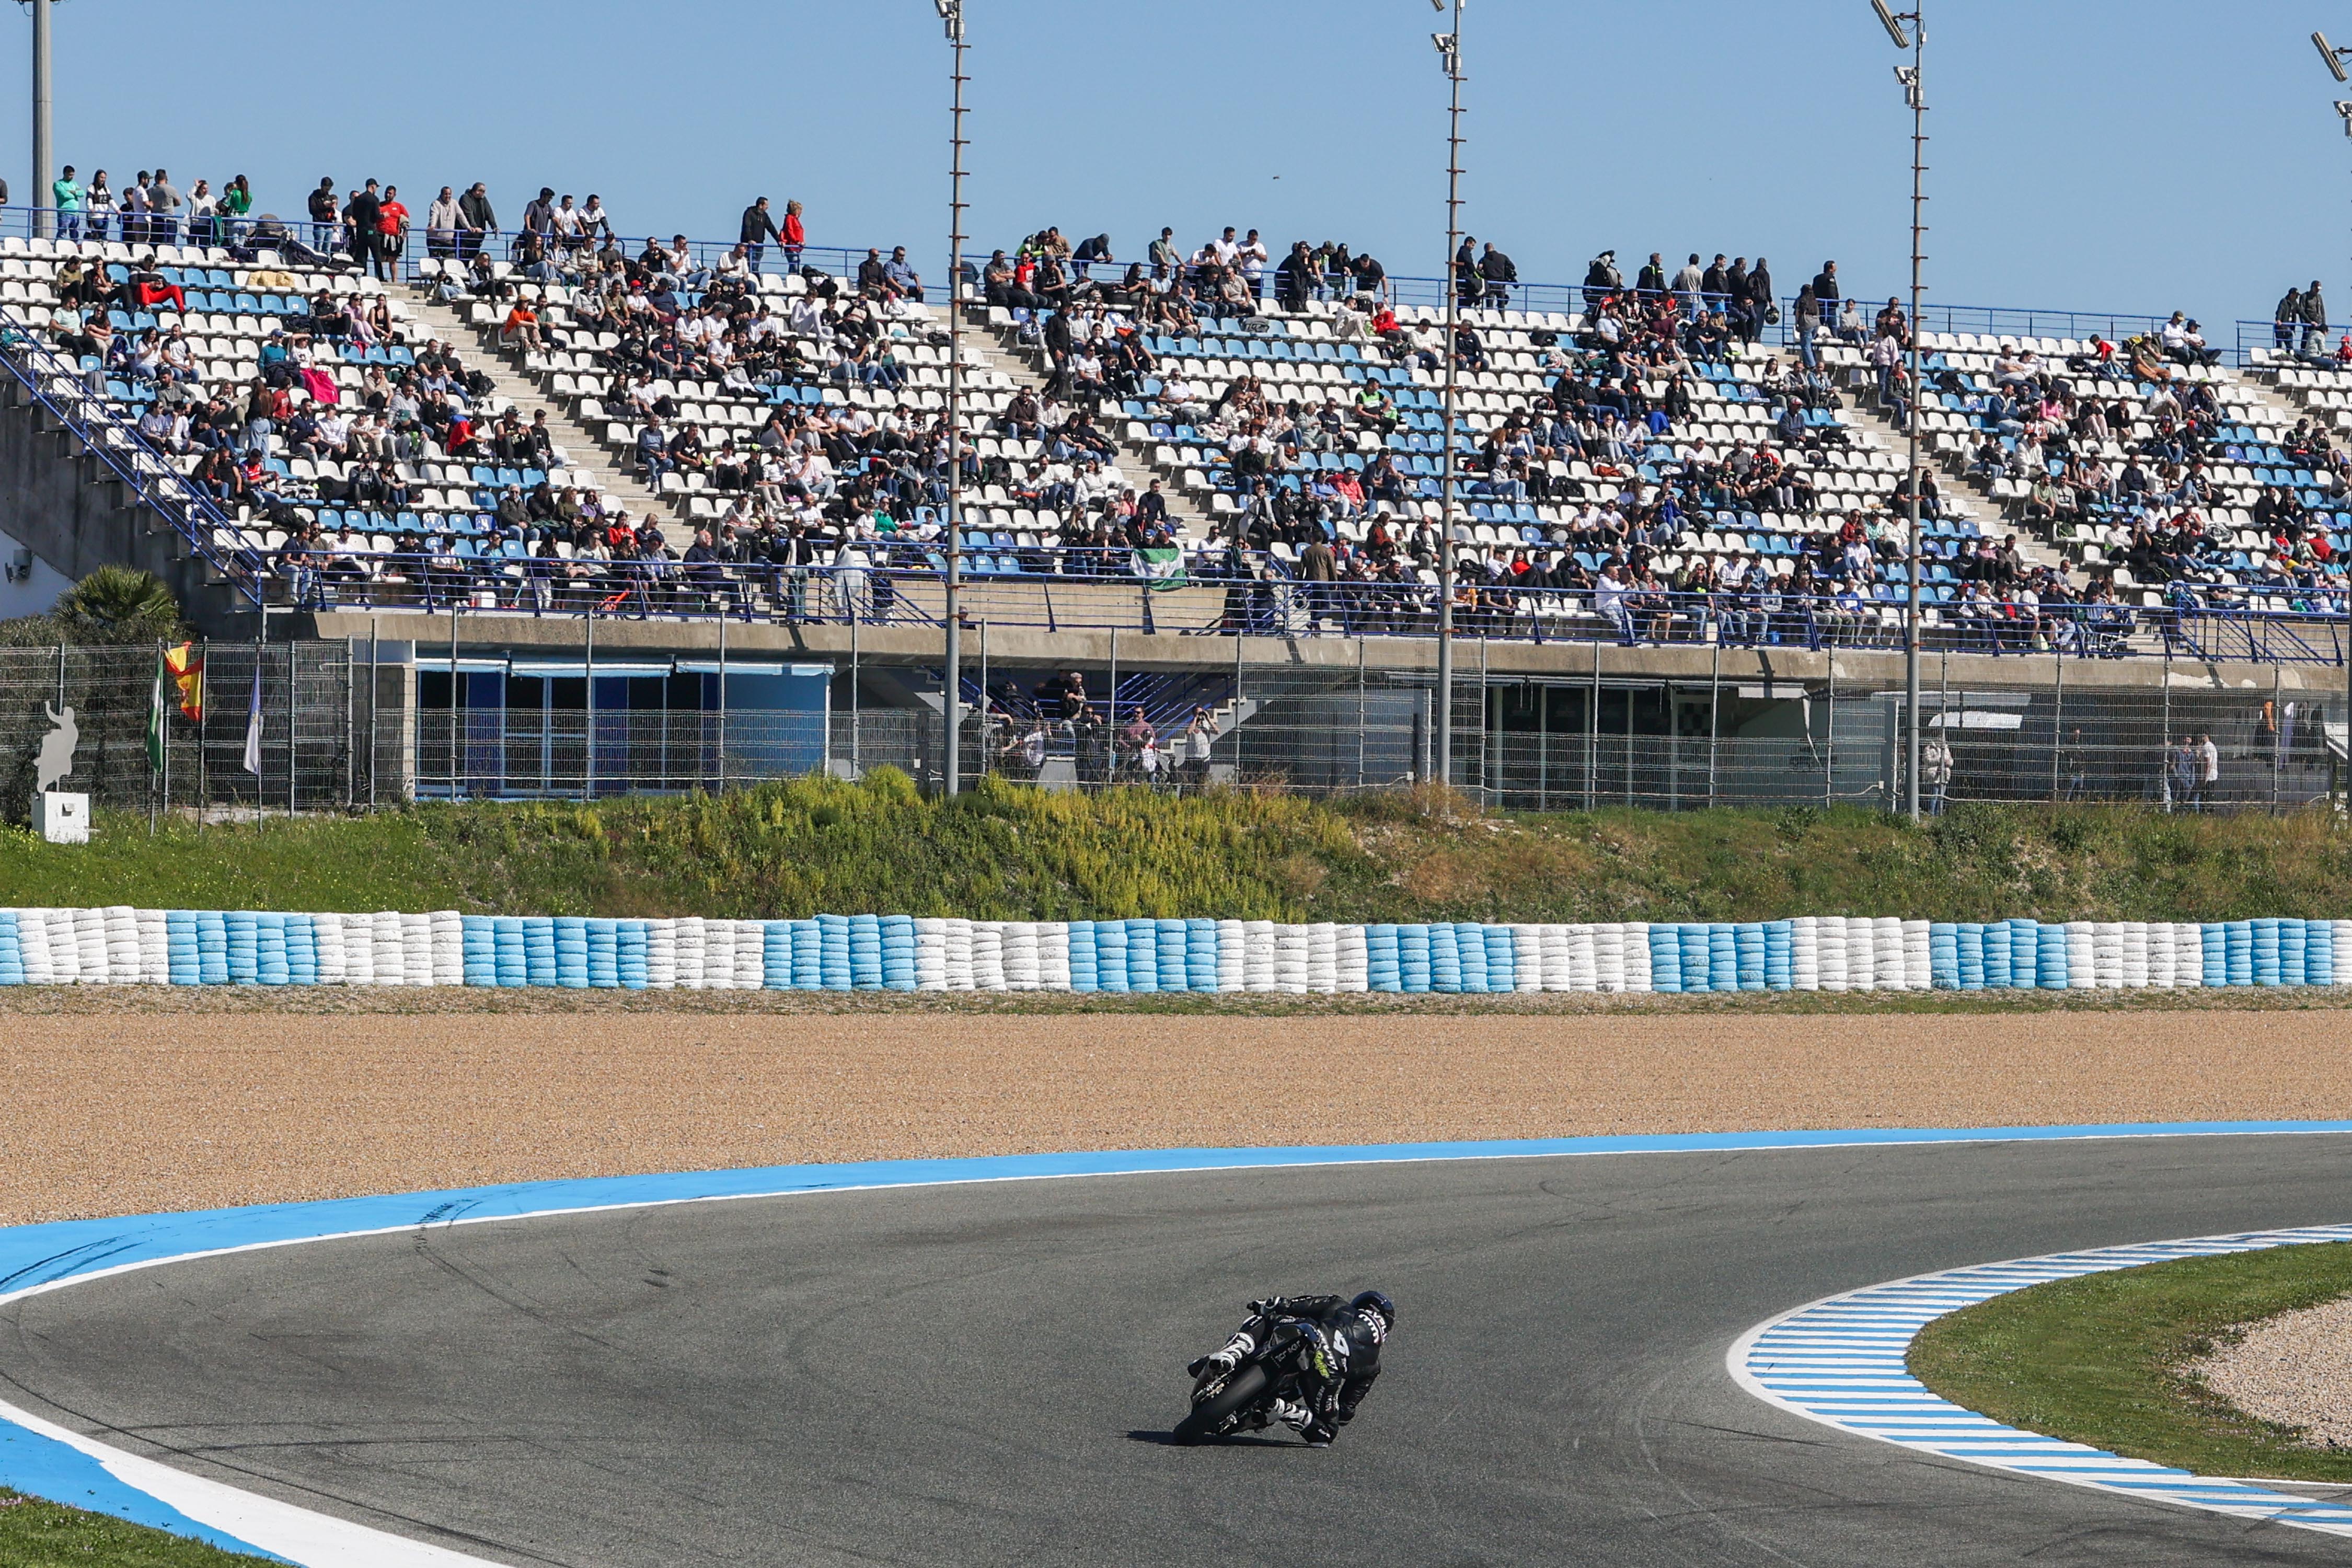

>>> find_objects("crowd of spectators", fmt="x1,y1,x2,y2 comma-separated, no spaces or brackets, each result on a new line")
17,166,2348,644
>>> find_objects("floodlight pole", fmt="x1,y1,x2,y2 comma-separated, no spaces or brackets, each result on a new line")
940,0,967,795
1435,0,1465,794
1877,4,1928,822
2324,37,2352,812
30,0,53,239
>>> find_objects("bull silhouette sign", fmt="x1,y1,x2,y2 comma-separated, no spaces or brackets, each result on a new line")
32,703,87,844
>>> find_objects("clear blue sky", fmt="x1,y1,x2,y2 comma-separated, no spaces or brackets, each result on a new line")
0,1,2341,341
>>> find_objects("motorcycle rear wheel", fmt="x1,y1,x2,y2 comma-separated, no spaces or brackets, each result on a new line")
1173,1364,1271,1444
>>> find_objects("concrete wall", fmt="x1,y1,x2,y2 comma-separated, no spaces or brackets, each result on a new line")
0,373,236,626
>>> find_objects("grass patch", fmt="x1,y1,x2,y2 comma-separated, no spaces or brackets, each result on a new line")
0,1490,277,1568
1910,1242,2352,1482
0,778,2344,924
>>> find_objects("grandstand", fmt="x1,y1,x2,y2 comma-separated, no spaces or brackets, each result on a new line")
1,198,2348,811
2,208,2347,650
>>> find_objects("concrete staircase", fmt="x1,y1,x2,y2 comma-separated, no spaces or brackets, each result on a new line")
402,290,684,547
1832,372,2066,573
961,305,1219,542
2224,357,2344,440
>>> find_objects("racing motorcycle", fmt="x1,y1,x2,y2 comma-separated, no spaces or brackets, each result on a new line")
1172,1315,1329,1443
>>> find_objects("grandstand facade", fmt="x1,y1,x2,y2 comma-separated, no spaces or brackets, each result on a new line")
0,200,2346,810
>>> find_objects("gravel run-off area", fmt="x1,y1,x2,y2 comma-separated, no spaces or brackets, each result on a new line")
2194,1297,2352,1449
8,990,2352,1227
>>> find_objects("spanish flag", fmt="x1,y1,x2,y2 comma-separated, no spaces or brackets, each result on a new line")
146,643,203,770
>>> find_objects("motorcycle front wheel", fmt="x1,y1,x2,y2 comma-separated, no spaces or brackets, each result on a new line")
1173,1363,1270,1444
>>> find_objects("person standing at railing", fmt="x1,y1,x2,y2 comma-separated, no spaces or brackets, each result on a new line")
424,187,460,261
2275,284,2303,352
1481,243,1517,310
306,177,338,252
740,196,780,273
2301,281,2328,359
1670,253,1704,319
373,186,408,282
456,182,497,261
781,199,805,272
149,170,183,248
1792,283,1821,370
49,166,81,241
217,176,251,244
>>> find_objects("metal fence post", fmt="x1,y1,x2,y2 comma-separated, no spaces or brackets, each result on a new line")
583,611,595,800
2050,652,2063,803
717,613,728,795
286,640,297,817
197,637,209,829
2274,662,2284,810
1585,639,1598,811
1708,638,1721,809
1356,636,1366,791
1823,651,1837,806
343,638,355,813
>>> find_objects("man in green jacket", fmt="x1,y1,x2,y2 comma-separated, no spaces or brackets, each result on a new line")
50,166,82,240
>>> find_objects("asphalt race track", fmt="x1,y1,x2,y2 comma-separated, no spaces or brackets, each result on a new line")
6,1135,2352,1567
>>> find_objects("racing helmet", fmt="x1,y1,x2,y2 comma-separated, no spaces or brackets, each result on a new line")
1350,1290,1398,1333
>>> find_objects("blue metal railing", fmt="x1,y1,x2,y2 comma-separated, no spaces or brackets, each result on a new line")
236,546,2352,667
0,321,262,607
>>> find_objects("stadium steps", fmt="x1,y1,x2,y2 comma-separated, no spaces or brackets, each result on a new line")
402,289,685,549
1836,381,2063,572
2223,359,2344,440
960,304,1215,540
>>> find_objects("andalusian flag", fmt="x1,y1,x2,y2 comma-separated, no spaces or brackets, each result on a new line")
146,643,203,769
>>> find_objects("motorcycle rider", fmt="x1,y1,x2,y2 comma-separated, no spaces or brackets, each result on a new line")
1186,1290,1395,1447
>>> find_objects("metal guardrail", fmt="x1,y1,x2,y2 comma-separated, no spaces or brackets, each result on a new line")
253,554,2352,667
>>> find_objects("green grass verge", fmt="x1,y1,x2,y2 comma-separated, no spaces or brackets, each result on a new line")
0,1490,276,1568
1910,1242,2352,1482
0,775,2347,924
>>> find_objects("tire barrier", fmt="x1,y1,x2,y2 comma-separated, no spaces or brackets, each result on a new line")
0,909,2345,994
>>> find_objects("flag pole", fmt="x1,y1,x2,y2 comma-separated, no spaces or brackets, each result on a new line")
149,639,162,835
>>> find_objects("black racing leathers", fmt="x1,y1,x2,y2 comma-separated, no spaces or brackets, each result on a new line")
1204,1294,1385,1442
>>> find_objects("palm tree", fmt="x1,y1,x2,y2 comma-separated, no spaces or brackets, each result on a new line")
52,567,183,646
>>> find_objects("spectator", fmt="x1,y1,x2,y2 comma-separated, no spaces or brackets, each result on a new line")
1811,259,1840,302
123,170,152,246
741,195,781,271
782,199,805,270
882,245,924,302
374,184,409,281
2276,284,2304,351
1149,226,1180,283
501,298,542,353
307,176,339,252
1670,252,1704,317
2302,281,2328,358
426,186,461,260
1481,242,1517,309
148,168,183,246
1182,707,1215,789
343,178,383,270
457,181,497,260
1237,228,1270,301
50,164,82,240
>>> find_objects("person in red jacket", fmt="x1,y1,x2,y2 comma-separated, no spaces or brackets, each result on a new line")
782,199,805,271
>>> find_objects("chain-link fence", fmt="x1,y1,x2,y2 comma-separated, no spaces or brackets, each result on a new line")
5,640,2340,817
0,642,377,820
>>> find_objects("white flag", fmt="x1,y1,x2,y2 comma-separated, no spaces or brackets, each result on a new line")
241,661,263,775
